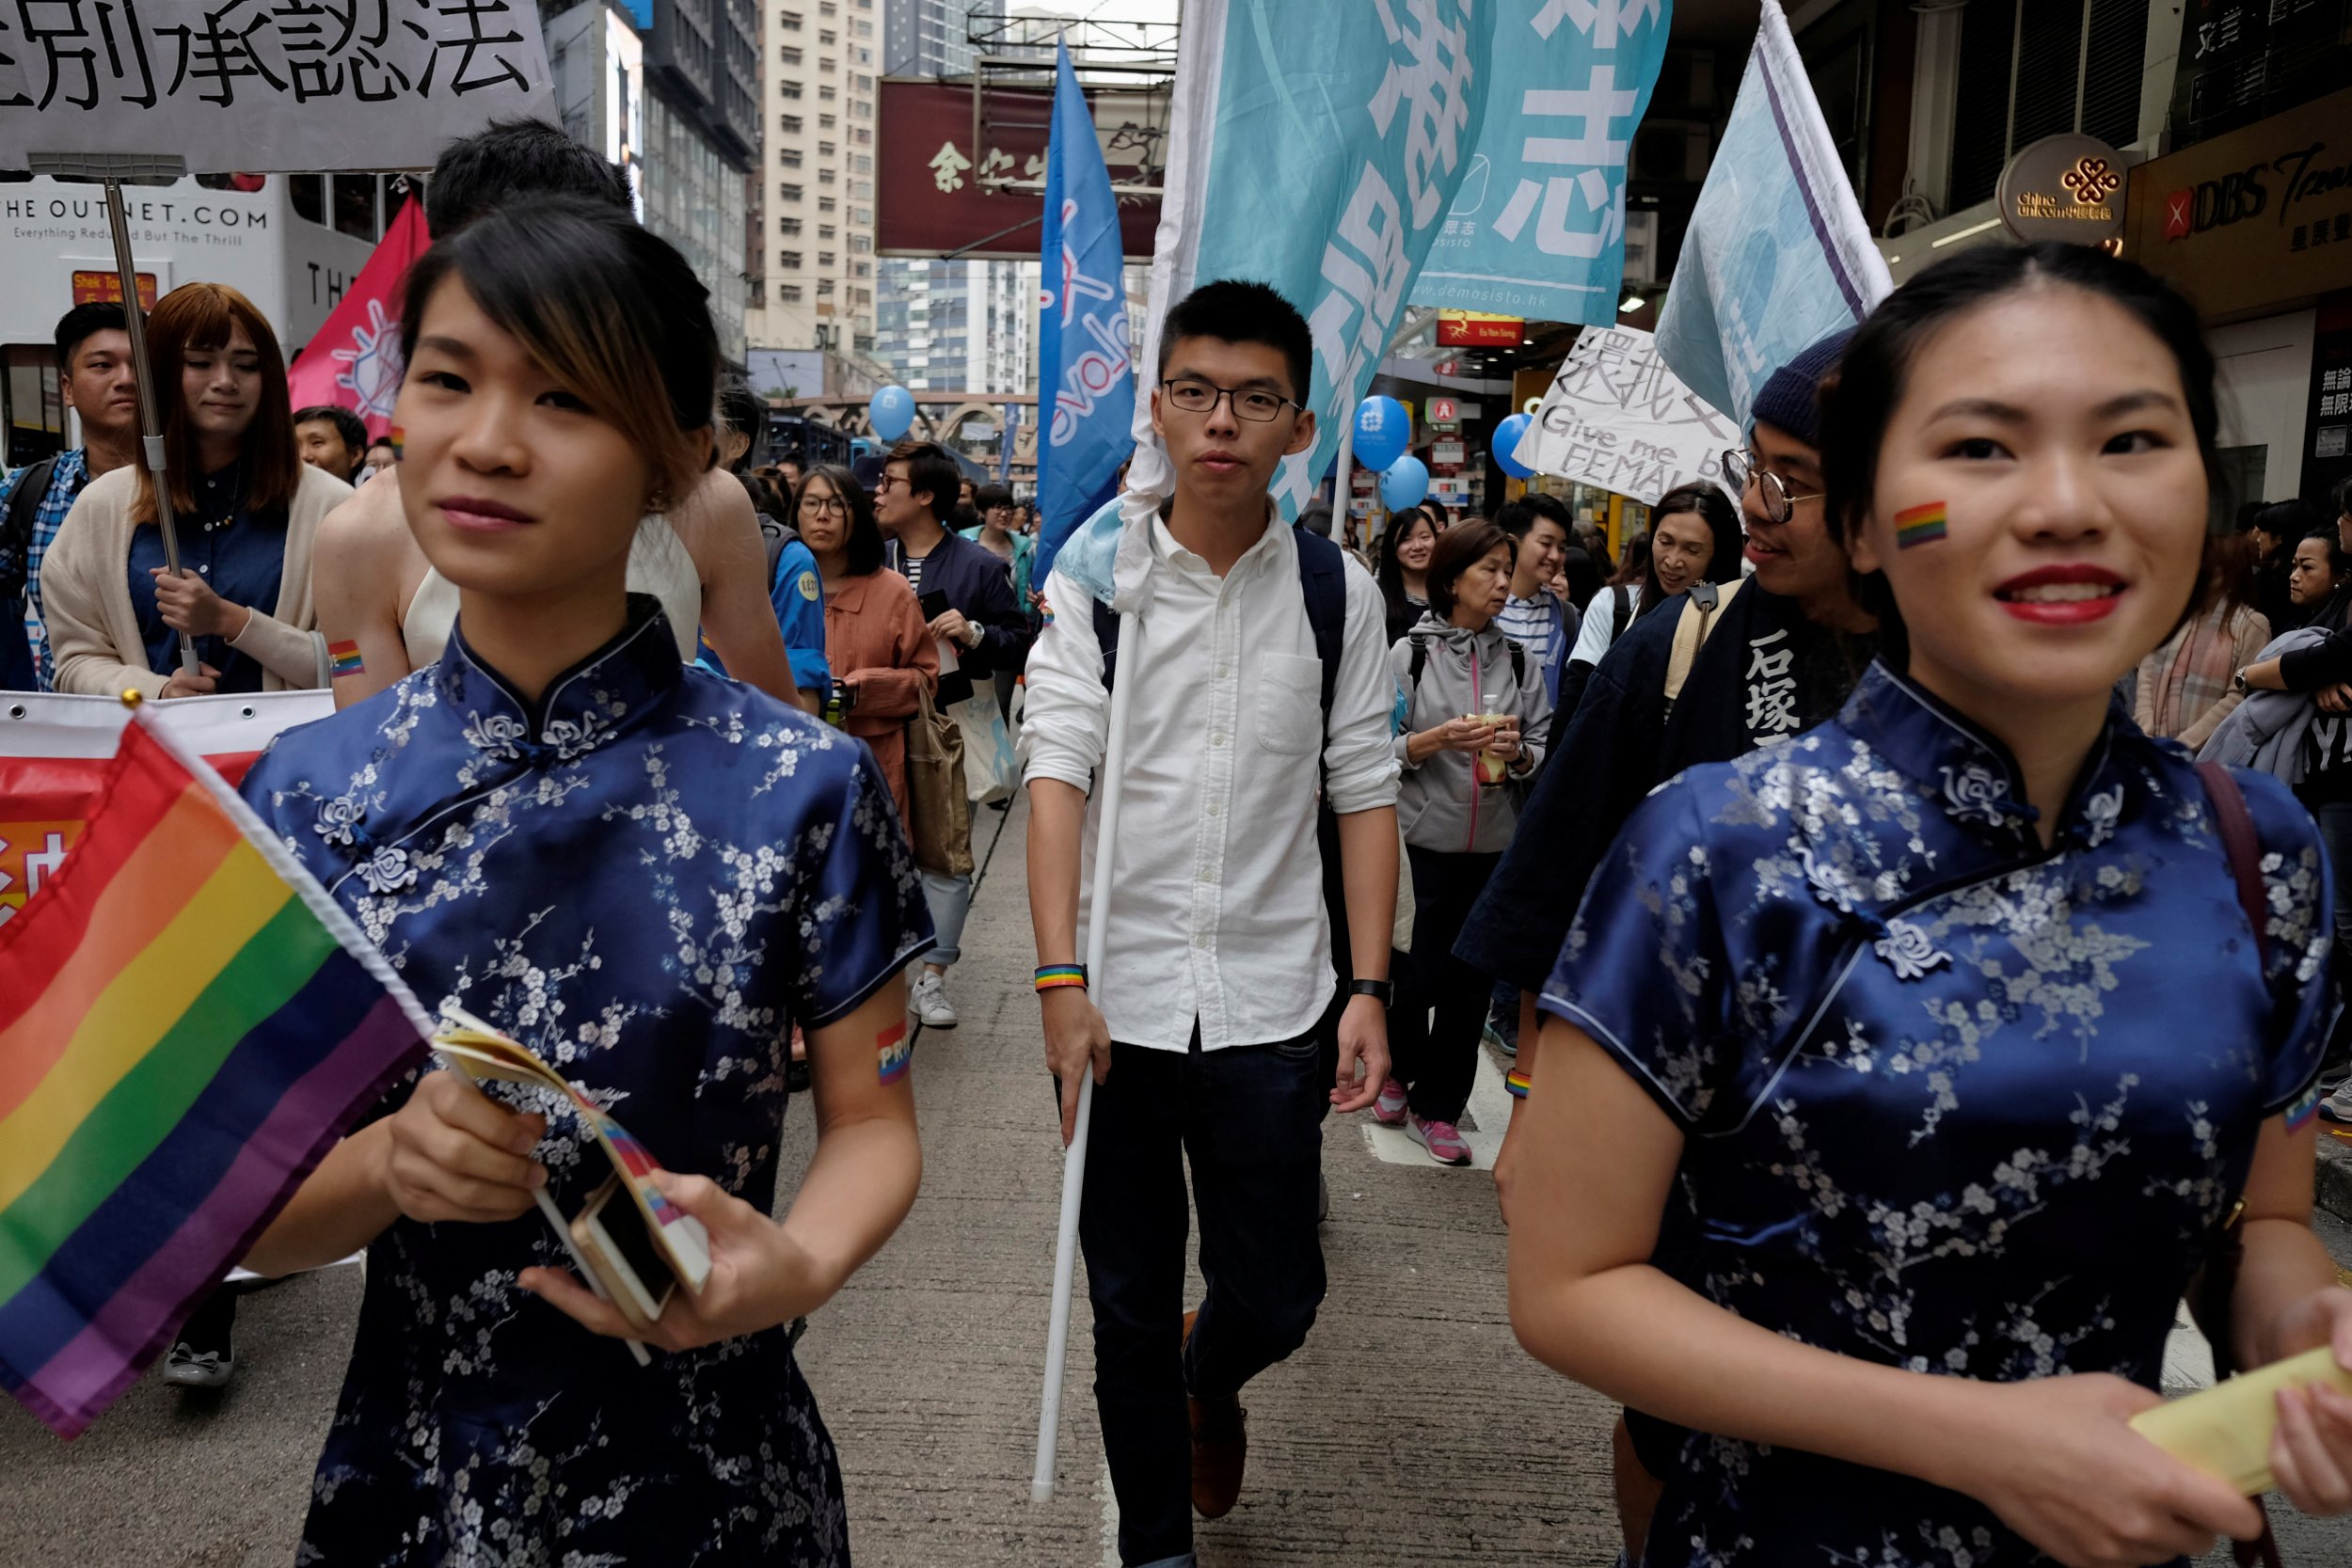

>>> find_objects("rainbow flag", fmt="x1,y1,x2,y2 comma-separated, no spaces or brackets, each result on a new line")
0,705,430,1439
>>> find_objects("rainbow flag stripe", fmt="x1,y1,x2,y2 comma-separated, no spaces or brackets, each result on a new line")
1894,500,1948,547
0,711,428,1439
326,641,364,678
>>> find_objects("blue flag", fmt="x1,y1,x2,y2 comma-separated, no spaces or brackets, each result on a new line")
1034,41,1135,588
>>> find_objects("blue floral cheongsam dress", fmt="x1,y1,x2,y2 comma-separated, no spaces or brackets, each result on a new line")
1542,662,2335,1568
237,597,933,1567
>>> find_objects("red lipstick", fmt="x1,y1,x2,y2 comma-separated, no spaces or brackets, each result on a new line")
1994,563,2124,625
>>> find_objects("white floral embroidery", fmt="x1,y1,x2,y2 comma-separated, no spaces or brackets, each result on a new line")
356,843,416,893
312,795,362,846
2080,784,2122,847
1938,761,2011,827
1873,920,1949,980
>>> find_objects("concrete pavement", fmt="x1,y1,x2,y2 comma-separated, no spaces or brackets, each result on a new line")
1,794,2347,1564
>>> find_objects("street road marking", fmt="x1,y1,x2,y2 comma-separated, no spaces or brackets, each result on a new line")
1361,1045,1513,1170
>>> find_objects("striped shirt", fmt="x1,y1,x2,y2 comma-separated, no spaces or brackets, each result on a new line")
1492,593,1560,670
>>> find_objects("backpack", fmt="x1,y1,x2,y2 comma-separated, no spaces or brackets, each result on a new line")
755,512,800,589
1,455,57,603
1093,525,1346,739
1662,577,1745,708
1404,632,1525,713
1610,582,1634,642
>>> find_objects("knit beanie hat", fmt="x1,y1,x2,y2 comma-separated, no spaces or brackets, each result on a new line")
1746,326,1855,450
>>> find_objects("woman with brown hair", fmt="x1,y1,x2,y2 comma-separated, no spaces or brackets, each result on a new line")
43,282,345,697
797,462,938,831
2133,529,2269,748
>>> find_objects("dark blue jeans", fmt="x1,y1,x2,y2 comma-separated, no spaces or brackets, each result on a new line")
1075,1025,1327,1566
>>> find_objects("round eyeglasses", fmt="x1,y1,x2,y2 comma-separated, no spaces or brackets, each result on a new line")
1160,377,1300,423
800,494,850,516
1721,448,1823,525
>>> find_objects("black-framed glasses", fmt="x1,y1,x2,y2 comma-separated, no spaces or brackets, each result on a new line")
1159,377,1300,423
1722,448,1823,525
800,494,849,515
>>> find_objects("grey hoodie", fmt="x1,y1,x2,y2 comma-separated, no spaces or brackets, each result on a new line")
1391,612,1554,854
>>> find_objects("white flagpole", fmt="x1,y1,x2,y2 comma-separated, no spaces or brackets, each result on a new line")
1031,606,1143,1504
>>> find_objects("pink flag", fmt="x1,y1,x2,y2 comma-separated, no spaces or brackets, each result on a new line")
285,198,432,438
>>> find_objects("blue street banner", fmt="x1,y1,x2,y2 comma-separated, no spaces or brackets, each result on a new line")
1123,0,1497,520
1034,41,1136,586
1651,0,1891,427
1412,0,1673,325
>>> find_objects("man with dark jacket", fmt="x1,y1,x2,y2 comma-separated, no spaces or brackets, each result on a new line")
880,438,1030,1027
1455,325,1872,1559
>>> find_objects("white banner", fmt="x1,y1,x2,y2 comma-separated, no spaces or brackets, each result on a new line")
0,0,555,174
1650,0,1890,426
1512,324,1740,504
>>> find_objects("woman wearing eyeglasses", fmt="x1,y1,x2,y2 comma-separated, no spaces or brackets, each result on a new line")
798,462,938,832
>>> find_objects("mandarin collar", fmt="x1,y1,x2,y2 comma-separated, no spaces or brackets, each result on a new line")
437,593,683,767
1838,661,2133,853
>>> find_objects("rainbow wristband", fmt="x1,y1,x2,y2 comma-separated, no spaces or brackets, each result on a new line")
1034,964,1088,993
1503,1069,1534,1099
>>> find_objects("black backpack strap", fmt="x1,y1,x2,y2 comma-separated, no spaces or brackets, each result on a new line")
1509,640,1525,692
1293,528,1345,726
1612,582,1631,641
1407,634,1429,694
2,455,57,596
1092,595,1121,693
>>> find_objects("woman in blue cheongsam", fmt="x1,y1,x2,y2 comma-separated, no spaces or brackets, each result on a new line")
1507,242,2352,1568
239,198,930,1567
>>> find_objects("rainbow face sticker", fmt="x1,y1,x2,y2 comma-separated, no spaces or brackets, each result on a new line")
1894,501,1948,548
877,1020,911,1085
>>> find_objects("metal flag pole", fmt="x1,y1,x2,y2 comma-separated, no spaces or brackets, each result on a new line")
1031,605,1143,1504
28,152,199,673
1332,418,1359,551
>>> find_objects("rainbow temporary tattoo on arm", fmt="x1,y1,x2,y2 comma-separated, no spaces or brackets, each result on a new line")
1894,501,1948,548
2284,1078,2322,1133
327,639,365,678
877,1020,911,1085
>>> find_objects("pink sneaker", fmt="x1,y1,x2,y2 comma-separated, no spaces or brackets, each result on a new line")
1373,1077,1408,1126
1407,1113,1471,1166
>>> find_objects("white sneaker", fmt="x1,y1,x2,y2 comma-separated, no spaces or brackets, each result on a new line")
2319,1080,2352,1125
910,970,958,1029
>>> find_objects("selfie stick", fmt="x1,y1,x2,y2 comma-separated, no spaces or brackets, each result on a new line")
1030,605,1142,1504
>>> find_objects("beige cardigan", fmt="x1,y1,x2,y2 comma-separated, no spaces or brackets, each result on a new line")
43,462,349,697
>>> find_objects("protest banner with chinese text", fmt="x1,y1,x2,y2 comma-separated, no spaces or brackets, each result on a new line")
1124,0,1496,518
1410,0,1670,325
0,0,555,174
1512,324,1738,504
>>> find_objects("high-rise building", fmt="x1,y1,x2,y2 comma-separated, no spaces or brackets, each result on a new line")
874,0,1040,395
743,0,881,358
546,0,757,363
873,257,1036,394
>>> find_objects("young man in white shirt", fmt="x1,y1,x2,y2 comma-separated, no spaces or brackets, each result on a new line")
1020,281,1400,1568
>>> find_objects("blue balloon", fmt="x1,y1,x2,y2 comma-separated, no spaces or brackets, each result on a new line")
1492,411,1535,479
1353,395,1411,471
1379,454,1430,512
868,385,915,442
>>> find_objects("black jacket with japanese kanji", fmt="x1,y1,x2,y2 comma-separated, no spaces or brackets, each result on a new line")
1455,578,1876,994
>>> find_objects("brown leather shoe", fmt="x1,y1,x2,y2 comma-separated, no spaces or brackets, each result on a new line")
1183,1309,1247,1518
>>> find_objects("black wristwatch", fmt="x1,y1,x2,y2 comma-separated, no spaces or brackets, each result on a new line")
1348,978,1393,1006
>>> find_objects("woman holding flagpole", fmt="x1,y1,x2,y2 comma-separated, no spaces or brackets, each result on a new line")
234,198,931,1566
41,282,345,700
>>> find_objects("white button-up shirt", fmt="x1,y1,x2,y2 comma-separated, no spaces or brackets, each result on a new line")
1020,510,1400,1052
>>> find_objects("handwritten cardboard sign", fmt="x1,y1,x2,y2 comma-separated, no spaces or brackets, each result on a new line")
1513,325,1739,504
